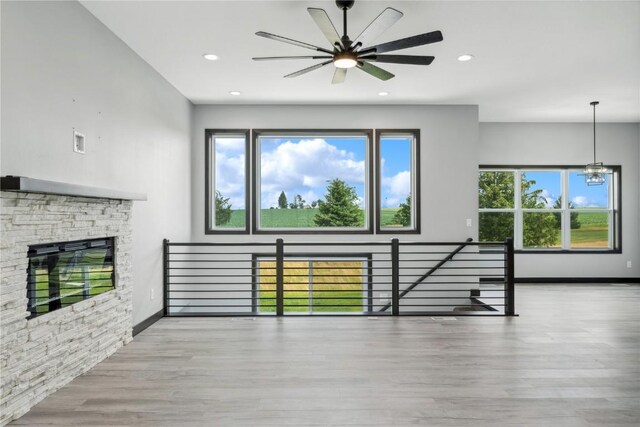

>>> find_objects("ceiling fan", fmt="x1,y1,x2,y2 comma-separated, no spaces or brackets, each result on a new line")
252,0,443,84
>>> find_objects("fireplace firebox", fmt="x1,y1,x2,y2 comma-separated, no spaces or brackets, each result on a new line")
27,237,115,319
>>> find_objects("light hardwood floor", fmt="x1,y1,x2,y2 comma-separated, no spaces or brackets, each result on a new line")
11,284,640,426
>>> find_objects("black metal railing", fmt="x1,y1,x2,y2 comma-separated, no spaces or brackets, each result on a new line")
163,238,515,317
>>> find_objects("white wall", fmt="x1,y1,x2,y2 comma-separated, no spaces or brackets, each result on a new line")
479,122,640,279
0,1,193,324
192,104,480,244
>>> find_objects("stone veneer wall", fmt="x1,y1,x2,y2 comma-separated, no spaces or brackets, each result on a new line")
0,192,134,425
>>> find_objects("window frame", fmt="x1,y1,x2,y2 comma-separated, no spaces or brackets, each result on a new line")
205,129,251,234
375,129,421,234
251,129,374,234
479,165,622,253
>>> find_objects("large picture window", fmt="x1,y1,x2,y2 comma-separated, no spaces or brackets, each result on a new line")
479,166,621,252
252,130,373,233
205,130,250,233
376,130,420,233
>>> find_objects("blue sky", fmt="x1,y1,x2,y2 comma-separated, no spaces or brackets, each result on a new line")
523,171,608,208
380,136,412,208
214,135,413,210
258,136,367,209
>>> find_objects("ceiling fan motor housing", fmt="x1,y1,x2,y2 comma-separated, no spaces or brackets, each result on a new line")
336,1,355,10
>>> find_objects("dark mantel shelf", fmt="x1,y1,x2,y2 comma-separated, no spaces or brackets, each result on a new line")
1,176,147,201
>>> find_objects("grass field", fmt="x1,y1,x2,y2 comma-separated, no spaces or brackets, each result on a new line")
258,261,364,313
218,208,404,228
571,211,609,247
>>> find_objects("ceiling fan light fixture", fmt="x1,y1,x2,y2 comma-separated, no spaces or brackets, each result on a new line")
203,53,219,61
378,91,389,96
457,54,474,62
333,52,358,69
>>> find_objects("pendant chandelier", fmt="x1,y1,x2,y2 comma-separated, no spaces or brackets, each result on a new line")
582,101,607,186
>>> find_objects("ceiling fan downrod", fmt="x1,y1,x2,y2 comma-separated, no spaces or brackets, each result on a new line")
336,0,355,50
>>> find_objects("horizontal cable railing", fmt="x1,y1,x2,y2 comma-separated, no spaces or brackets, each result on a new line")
163,238,515,317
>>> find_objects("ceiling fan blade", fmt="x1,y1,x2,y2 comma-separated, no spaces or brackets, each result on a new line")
284,60,334,78
353,8,403,50
332,68,347,84
253,56,332,61
360,55,435,65
359,31,444,55
308,8,343,50
255,31,334,55
357,61,395,81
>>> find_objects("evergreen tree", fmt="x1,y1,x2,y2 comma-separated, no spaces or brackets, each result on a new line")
215,191,232,226
278,191,288,209
314,179,363,227
392,196,412,227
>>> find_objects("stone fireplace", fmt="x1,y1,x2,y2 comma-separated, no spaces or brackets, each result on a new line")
0,177,145,424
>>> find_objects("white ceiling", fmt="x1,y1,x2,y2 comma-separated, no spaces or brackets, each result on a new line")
80,0,640,122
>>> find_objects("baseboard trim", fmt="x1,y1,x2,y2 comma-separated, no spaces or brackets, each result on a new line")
133,309,164,337
516,277,640,284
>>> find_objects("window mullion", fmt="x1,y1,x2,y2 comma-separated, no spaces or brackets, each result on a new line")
514,170,523,249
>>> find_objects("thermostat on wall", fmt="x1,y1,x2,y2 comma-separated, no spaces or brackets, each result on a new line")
73,129,85,154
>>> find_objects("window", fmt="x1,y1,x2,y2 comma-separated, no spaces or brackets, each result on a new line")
205,130,249,233
253,130,373,233
376,130,420,233
478,166,620,251
255,257,369,313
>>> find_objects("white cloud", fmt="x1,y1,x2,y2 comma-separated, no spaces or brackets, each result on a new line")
381,170,411,208
572,196,597,207
215,151,246,209
214,137,245,152
539,189,557,207
259,139,365,207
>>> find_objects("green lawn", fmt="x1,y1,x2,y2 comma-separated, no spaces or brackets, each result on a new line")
571,211,609,247
380,208,402,227
258,261,364,313
218,208,403,228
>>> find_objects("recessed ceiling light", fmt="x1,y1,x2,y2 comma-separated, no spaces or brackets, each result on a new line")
457,54,474,62
229,91,241,96
378,91,389,96
203,53,219,61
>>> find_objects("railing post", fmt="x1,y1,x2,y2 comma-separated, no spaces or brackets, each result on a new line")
391,238,400,316
504,238,515,315
276,238,284,316
163,239,169,316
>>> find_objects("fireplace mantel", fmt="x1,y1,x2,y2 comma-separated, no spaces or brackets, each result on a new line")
1,176,147,201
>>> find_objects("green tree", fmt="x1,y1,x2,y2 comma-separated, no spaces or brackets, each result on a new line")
289,194,304,209
310,200,318,209
392,196,411,226
215,191,232,226
553,198,581,229
479,172,515,242
479,172,561,247
278,191,288,209
313,179,363,227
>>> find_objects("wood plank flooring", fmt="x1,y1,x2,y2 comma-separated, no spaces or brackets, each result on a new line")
11,284,640,426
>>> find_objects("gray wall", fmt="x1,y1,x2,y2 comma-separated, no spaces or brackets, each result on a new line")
479,122,640,278
0,1,193,324
191,105,480,243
